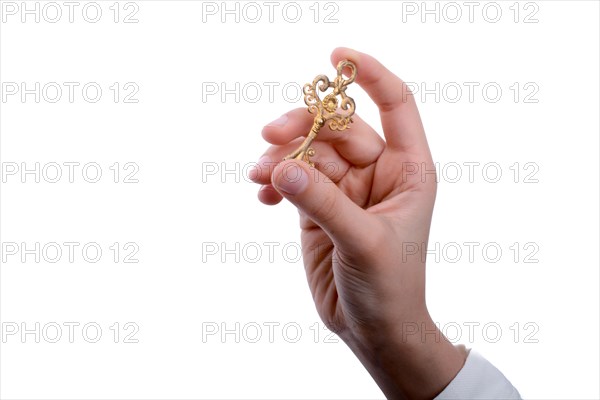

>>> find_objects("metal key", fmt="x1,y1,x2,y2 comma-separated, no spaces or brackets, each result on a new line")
283,60,357,167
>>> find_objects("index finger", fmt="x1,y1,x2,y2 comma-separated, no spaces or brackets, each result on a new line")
330,47,430,157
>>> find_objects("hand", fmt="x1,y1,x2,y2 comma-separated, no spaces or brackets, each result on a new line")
250,47,466,400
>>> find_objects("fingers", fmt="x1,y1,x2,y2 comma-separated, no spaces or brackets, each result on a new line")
249,138,351,186
262,108,385,167
261,108,311,145
271,160,379,249
257,184,283,205
330,47,430,157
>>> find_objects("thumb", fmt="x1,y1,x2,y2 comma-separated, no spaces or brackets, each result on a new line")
271,160,377,248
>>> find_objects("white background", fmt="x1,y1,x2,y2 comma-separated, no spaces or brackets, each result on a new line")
0,1,598,399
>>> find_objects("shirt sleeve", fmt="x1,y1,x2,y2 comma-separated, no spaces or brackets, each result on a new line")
435,349,521,400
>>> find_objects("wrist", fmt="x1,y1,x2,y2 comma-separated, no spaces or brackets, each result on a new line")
342,314,467,400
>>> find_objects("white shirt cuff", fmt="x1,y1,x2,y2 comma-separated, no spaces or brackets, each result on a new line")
435,349,521,400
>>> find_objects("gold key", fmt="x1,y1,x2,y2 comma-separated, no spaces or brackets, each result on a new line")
283,60,357,167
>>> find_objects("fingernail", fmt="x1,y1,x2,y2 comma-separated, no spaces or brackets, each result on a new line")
267,114,288,127
248,155,270,181
275,163,308,195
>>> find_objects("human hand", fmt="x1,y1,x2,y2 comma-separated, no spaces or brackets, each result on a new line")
250,47,466,400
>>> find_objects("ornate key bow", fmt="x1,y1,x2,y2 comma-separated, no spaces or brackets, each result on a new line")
283,60,357,167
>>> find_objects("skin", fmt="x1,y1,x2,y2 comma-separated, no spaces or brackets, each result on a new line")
249,47,467,400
